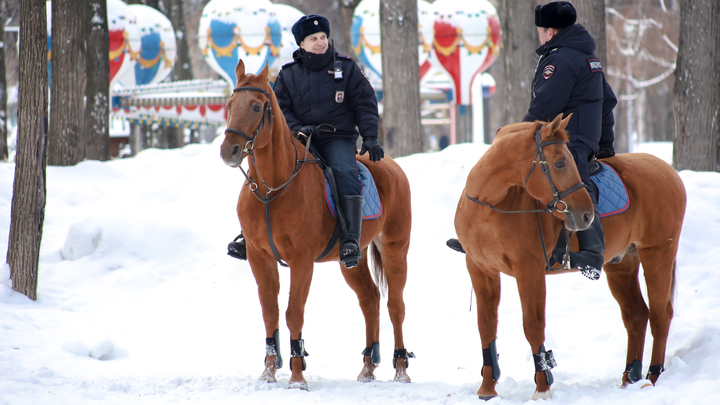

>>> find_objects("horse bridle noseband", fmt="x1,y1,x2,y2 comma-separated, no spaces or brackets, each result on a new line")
465,126,586,270
224,85,316,268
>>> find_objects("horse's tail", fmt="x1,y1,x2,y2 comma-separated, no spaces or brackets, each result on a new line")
370,242,387,296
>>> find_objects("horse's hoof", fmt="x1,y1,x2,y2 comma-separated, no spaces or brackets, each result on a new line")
531,389,552,400
288,380,309,390
357,362,377,382
258,371,277,384
478,394,497,401
393,364,411,383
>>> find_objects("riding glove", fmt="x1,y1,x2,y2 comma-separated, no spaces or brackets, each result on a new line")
360,137,384,162
296,125,318,145
596,145,615,159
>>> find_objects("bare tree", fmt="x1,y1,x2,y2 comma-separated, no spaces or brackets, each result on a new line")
672,0,720,171
165,0,194,146
0,0,7,161
48,0,85,165
7,0,49,301
85,0,110,161
498,0,537,127
573,0,608,69
379,0,423,156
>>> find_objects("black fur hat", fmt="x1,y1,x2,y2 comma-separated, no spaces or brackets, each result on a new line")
291,15,330,46
535,1,577,29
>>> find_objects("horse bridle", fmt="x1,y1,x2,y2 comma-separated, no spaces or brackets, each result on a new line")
465,127,585,214
224,85,315,268
465,126,586,270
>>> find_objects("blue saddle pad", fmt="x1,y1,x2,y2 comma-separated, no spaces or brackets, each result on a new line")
591,161,629,218
324,162,383,220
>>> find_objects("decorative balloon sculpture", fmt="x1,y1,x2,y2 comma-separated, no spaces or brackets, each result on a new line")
269,4,304,76
115,4,177,87
351,0,435,81
198,0,282,87
107,0,141,87
430,0,501,105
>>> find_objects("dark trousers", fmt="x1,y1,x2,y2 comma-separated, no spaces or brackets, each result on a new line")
569,142,598,204
315,139,361,197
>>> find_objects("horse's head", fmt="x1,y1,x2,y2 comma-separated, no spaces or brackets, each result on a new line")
524,113,594,231
220,60,274,168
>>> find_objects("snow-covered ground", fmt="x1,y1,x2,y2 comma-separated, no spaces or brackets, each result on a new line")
1,139,719,404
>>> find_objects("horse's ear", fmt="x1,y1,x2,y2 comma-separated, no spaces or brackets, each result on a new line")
257,61,269,82
235,59,246,85
549,113,564,132
559,113,573,131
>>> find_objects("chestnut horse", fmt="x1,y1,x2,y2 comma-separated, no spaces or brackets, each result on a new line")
454,114,686,400
220,60,413,389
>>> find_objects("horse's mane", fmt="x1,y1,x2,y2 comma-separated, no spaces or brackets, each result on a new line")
494,119,570,145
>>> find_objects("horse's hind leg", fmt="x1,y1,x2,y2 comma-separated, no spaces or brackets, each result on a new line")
339,251,381,382
466,258,501,400
637,244,677,385
380,238,412,383
604,246,649,387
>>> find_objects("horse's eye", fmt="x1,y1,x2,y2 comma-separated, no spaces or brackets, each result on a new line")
253,104,262,113
555,160,566,169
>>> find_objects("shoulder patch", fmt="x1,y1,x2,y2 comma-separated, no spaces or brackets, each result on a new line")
588,58,603,72
543,65,555,80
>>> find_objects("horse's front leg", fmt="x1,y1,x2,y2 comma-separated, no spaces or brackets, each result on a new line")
516,261,555,400
247,250,282,384
466,257,501,400
286,259,315,390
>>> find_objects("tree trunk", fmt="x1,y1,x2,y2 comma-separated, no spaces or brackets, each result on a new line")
573,0,608,69
499,0,537,128
7,0,49,301
84,0,110,161
672,0,719,171
337,0,361,57
48,0,85,165
379,0,423,157
0,0,7,161
166,0,193,147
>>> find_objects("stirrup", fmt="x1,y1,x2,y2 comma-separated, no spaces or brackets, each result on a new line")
227,233,247,261
340,241,361,269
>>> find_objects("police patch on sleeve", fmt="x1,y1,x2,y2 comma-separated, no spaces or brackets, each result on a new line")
543,65,555,80
588,58,602,72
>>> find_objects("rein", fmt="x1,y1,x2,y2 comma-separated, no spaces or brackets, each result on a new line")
465,127,585,270
225,86,317,267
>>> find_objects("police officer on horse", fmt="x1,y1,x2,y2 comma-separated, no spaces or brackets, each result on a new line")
525,1,618,280
228,14,384,269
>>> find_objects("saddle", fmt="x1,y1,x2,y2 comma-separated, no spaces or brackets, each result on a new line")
589,159,629,217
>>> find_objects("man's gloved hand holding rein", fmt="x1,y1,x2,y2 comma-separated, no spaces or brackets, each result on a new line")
596,144,615,159
360,137,384,162
295,125,318,146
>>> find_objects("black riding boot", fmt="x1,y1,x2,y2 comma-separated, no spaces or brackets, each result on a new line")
571,205,605,280
339,195,363,269
227,232,247,260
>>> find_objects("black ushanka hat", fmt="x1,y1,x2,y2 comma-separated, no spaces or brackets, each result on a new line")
535,1,577,29
291,15,330,46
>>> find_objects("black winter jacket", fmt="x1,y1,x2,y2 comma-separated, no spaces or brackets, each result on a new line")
273,46,379,144
522,24,617,152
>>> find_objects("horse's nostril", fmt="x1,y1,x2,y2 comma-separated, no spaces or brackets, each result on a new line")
584,211,593,226
232,145,240,157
